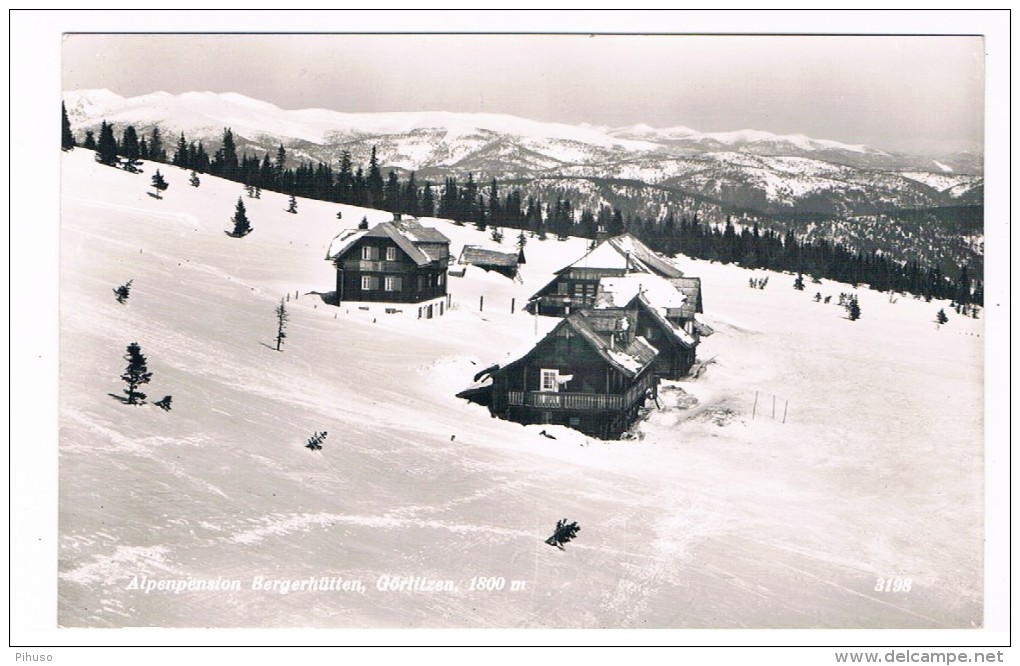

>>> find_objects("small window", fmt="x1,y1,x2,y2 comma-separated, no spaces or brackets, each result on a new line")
645,327,656,340
573,284,585,297
384,276,395,291
361,246,372,260
361,275,373,290
557,282,569,295
568,417,581,427
540,369,559,392
386,247,397,261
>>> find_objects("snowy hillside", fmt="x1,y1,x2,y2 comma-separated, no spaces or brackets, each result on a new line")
59,149,983,628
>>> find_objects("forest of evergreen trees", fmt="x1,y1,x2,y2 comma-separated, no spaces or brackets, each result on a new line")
64,111,983,307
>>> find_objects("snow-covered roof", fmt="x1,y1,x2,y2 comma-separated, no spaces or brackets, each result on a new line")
566,233,683,279
595,274,688,310
459,245,520,268
326,219,450,267
325,228,369,260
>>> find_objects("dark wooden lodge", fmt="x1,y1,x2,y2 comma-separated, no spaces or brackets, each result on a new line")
483,308,660,439
329,218,450,305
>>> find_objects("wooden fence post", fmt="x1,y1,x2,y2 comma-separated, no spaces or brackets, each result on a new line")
479,295,484,311
782,400,788,424
511,297,515,314
772,395,776,419
752,390,758,420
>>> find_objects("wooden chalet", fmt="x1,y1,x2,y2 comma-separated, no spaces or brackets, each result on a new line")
594,274,709,379
328,218,450,309
527,233,685,316
458,245,521,279
477,308,660,439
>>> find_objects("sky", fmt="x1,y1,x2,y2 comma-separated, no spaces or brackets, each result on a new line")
62,31,985,155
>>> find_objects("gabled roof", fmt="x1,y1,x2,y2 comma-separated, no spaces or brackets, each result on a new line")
595,274,698,347
459,245,520,268
327,219,450,267
503,310,657,379
565,234,684,279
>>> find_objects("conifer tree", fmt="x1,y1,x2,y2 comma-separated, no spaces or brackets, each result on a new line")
95,121,119,166
189,170,201,187
121,342,152,405
113,279,133,304
793,273,805,291
121,125,141,161
228,197,253,237
936,308,949,325
83,130,96,150
286,194,298,214
275,297,289,351
149,126,165,163
367,146,384,207
150,169,169,199
61,102,76,150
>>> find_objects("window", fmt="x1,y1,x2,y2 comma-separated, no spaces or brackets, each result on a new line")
384,276,395,291
540,369,559,392
361,246,372,260
573,284,585,298
361,275,373,290
386,246,397,261
384,276,402,292
557,282,569,295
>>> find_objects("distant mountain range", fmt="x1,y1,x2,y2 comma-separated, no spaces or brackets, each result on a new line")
64,89,984,274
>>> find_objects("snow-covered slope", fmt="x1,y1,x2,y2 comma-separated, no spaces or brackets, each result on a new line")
59,149,983,628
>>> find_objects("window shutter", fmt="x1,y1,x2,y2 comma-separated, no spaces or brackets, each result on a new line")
393,277,402,291
371,276,380,290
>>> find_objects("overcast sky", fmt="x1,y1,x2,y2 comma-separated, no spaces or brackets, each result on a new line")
62,33,984,155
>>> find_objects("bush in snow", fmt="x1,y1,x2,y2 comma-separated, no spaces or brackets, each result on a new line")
793,273,805,291
286,195,298,214
545,518,580,550
113,279,133,304
936,308,949,325
306,431,327,451
189,170,200,187
845,295,861,321
155,395,173,411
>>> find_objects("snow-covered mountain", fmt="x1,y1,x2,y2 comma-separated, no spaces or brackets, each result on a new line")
64,89,984,221
56,149,984,628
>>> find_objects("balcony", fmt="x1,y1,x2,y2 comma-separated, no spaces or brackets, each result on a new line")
506,376,655,412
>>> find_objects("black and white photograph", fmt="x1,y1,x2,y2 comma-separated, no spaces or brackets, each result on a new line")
10,8,1010,660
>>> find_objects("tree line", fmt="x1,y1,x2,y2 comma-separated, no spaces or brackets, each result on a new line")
63,108,982,305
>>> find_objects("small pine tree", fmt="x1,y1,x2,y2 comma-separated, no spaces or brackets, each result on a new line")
82,130,96,150
155,395,173,411
254,186,261,199
150,169,169,199
813,292,822,302
358,216,369,230
121,342,152,405
113,279,133,304
189,170,200,187
490,227,504,244
306,430,328,451
275,297,289,351
846,295,861,321
793,273,805,291
544,518,581,550
286,195,298,214
228,197,252,237
936,308,949,325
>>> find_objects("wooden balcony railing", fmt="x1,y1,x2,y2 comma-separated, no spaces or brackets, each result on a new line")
506,373,656,412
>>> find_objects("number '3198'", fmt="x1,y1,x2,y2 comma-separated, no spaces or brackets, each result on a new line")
875,577,912,592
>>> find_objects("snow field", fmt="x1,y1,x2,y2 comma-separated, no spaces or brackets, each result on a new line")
58,150,983,628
